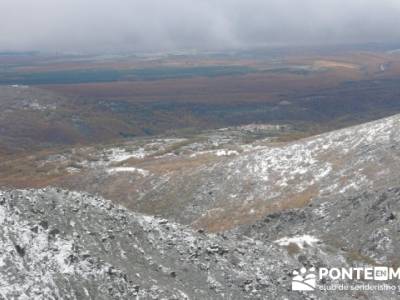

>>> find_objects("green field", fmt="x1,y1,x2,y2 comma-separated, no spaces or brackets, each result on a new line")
0,66,255,85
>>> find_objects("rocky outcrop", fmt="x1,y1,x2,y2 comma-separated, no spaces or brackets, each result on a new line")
0,188,300,299
2,185,400,299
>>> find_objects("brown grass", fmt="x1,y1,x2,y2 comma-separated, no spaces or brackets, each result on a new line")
193,186,318,232
313,60,359,70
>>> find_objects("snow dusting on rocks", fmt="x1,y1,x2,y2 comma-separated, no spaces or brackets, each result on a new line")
149,113,400,229
0,188,303,299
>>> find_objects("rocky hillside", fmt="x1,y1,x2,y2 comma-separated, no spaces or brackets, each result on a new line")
2,187,400,299
54,113,400,232
186,113,400,230
1,114,400,299
0,188,299,299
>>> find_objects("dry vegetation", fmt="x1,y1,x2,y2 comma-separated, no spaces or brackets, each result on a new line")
193,186,318,232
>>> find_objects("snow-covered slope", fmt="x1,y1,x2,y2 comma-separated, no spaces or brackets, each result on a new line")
0,188,300,299
123,113,400,231
2,185,400,299
2,113,400,299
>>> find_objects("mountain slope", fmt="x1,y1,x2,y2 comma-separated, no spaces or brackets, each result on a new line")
2,113,400,299
189,113,400,230
73,113,399,231
0,188,300,299
2,185,400,299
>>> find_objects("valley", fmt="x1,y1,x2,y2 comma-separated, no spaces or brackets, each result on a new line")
2,46,400,299
1,113,400,299
2,47,400,156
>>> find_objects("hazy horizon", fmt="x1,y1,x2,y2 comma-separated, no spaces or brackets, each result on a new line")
1,0,400,53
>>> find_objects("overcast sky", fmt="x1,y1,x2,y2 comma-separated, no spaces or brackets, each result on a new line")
1,0,400,53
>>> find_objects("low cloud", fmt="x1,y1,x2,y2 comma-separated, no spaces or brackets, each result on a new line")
1,0,400,53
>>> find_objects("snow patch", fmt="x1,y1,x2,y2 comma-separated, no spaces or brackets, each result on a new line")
106,167,150,177
274,235,320,249
106,148,147,162
215,149,239,157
